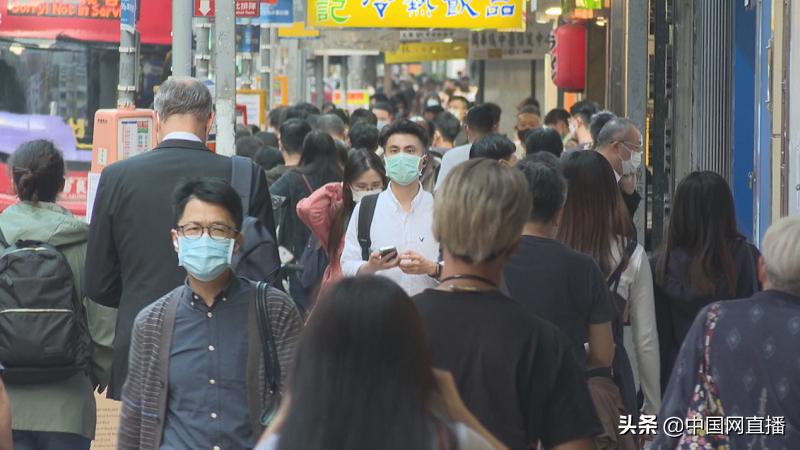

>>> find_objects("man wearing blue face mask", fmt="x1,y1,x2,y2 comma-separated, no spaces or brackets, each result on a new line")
340,120,442,296
118,178,303,450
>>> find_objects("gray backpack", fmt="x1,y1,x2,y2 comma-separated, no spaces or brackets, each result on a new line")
0,230,91,384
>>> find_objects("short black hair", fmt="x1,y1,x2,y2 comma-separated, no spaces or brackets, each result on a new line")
373,101,396,118
569,100,599,125
348,121,380,152
485,103,502,126
424,104,445,117
284,102,321,122
379,119,430,150
279,119,312,154
253,146,284,171
433,111,461,144
589,111,617,144
469,133,516,161
269,106,285,128
544,108,570,126
173,178,244,230
465,104,497,135
519,96,540,112
448,95,470,109
350,108,378,126
518,105,541,117
524,127,564,158
516,153,567,223
9,139,65,203
255,131,279,148
330,107,350,126
315,114,347,139
235,135,264,159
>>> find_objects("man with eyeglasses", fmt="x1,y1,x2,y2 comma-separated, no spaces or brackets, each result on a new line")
118,178,302,450
594,117,644,219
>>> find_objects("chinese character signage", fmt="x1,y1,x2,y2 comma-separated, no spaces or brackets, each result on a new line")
308,0,524,30
469,23,553,60
7,0,121,19
385,41,468,63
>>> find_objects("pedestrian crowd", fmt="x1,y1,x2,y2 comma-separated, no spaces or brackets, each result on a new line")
0,75,798,450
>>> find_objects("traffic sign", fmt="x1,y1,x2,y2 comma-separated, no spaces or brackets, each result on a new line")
194,0,214,17
194,0,260,17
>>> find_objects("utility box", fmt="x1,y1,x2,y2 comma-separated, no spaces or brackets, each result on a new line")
91,109,158,173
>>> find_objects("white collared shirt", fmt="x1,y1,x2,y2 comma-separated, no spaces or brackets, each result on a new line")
434,144,471,192
163,131,203,143
341,183,439,296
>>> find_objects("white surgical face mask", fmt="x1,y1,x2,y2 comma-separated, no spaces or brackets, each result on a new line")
351,188,383,203
622,149,643,174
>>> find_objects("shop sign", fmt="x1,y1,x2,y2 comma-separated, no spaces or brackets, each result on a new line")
385,41,468,64
468,24,552,60
308,0,524,30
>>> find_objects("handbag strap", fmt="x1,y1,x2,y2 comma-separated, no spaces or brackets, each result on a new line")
256,282,280,398
608,238,637,291
300,174,314,195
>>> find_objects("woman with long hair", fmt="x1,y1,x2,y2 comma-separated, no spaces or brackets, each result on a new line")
557,151,661,420
271,130,344,311
296,149,388,297
652,171,760,391
256,276,505,450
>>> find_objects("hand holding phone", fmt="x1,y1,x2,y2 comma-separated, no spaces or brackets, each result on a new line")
379,246,398,258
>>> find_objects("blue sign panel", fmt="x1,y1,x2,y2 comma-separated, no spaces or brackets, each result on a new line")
259,0,293,24
121,0,137,32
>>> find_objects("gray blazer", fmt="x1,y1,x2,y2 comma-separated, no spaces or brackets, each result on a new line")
117,282,303,450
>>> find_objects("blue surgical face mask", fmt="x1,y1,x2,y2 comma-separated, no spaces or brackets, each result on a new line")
177,235,235,282
385,153,422,186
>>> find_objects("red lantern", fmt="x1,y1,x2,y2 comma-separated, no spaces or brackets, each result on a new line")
551,23,587,92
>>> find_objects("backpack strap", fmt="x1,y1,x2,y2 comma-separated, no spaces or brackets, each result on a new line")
607,238,637,292
231,155,254,216
357,194,379,261
300,174,314,195
255,281,281,424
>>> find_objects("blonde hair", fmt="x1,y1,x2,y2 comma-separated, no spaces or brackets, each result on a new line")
434,159,531,264
762,216,800,296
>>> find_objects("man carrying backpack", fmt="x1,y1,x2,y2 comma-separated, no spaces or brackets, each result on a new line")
85,78,278,399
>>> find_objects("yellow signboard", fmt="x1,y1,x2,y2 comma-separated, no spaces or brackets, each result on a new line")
308,0,524,30
385,41,468,64
278,21,321,38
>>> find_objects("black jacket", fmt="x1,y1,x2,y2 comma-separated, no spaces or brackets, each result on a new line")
650,240,761,392
85,139,276,399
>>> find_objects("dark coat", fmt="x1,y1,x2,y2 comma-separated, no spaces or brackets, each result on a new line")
650,240,761,392
85,139,277,399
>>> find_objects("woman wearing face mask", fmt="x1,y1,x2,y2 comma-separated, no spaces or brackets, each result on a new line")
297,149,388,296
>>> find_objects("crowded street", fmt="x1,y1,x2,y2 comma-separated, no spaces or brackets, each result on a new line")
0,0,799,449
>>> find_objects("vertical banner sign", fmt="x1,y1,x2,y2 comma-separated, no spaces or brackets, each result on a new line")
120,0,137,32
308,0,524,29
194,0,260,17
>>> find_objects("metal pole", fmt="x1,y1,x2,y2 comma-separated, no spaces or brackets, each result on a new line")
118,0,136,107
195,18,211,80
315,55,324,110
383,63,392,97
214,0,236,156
651,0,668,249
626,0,648,245
260,23,273,110
342,56,350,110
172,0,193,77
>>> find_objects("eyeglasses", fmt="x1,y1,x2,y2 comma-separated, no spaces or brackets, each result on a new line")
615,141,643,152
175,223,238,241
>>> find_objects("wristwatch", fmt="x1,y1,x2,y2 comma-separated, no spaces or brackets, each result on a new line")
429,261,443,280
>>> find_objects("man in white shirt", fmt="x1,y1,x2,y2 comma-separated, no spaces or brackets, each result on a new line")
434,103,501,192
340,120,441,295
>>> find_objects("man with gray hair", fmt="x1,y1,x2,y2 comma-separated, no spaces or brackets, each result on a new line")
314,113,347,142
654,215,800,449
594,117,644,218
86,77,277,399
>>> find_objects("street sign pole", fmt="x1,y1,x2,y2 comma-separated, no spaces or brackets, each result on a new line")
259,22,272,110
118,0,137,107
215,0,236,156
173,0,193,77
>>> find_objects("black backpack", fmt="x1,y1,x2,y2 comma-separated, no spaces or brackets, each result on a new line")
0,230,91,384
230,155,281,283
